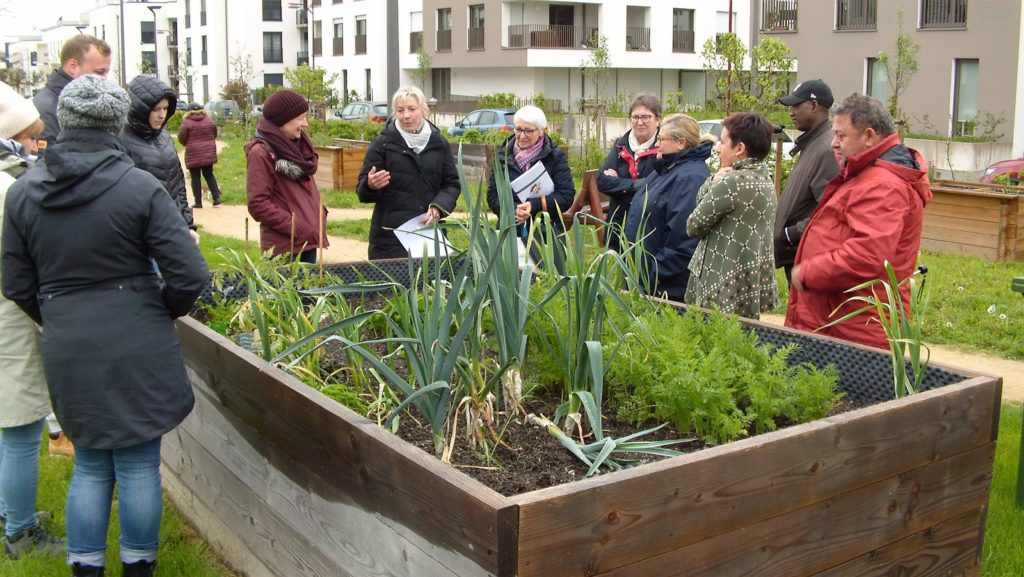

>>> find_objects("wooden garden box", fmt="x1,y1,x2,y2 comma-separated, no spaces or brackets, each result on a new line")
313,142,368,191
164,263,1001,577
922,180,1024,261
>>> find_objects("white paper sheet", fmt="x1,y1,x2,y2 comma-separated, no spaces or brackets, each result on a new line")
394,213,455,258
511,162,554,203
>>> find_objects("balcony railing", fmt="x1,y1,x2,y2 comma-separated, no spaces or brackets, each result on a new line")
920,0,967,28
436,28,451,52
333,36,343,55
836,0,877,30
410,31,422,53
468,27,484,50
505,25,598,49
313,37,321,56
761,0,797,31
355,33,366,54
625,27,650,50
672,29,694,53
297,50,309,66
296,11,308,26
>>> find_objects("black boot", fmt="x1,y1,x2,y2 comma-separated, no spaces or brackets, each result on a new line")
70,563,105,577
123,559,157,577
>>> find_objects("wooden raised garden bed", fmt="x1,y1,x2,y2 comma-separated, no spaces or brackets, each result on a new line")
164,262,1001,577
313,140,369,191
922,180,1024,261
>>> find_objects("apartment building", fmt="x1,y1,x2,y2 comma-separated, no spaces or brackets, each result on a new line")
758,0,1024,155
418,0,752,112
3,36,48,96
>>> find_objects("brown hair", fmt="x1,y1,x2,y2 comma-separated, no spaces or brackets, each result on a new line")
628,93,662,119
60,35,112,67
721,112,774,161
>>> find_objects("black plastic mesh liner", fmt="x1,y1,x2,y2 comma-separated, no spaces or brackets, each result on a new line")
749,325,966,404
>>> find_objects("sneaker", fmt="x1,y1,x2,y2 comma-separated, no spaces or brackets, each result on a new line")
192,203,203,209
4,523,65,558
212,200,223,207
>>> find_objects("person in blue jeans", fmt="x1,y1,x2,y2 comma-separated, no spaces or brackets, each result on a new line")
0,81,64,559
1,75,209,577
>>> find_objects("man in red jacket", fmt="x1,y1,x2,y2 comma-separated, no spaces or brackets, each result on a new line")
786,94,932,349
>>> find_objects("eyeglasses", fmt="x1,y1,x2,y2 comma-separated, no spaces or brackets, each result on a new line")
630,114,655,123
513,127,538,134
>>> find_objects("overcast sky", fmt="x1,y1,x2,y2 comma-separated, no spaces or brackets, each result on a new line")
0,0,85,40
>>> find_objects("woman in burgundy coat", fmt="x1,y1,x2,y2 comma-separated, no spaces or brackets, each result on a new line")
177,103,222,208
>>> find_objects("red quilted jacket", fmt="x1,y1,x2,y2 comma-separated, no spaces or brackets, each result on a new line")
178,112,218,169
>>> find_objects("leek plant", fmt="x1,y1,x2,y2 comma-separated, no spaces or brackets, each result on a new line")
819,262,930,398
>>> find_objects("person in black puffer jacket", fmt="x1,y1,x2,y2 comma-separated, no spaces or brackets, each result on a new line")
121,75,199,245
357,85,460,260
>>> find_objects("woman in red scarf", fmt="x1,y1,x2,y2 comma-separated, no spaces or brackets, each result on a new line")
245,89,329,262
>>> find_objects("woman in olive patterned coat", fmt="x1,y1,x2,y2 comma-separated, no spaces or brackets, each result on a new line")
685,112,778,319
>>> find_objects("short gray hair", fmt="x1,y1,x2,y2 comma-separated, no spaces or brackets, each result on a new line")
513,105,547,131
833,93,894,136
391,85,428,113
629,93,662,119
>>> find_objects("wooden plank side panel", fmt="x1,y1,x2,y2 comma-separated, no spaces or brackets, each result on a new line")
919,238,999,260
813,509,983,577
920,226,1000,250
928,191,1011,208
513,377,999,577
924,202,1003,222
594,445,993,577
175,318,508,575
923,214,1007,236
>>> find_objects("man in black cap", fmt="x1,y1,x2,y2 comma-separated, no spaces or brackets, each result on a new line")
773,79,840,284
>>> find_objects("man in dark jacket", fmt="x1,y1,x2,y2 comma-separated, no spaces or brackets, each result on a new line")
32,35,112,154
774,79,840,284
2,74,209,576
122,75,198,244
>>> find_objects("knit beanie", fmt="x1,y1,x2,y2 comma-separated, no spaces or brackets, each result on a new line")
0,82,41,139
263,89,308,126
57,74,129,135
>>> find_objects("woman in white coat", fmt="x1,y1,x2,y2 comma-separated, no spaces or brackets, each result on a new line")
0,81,64,557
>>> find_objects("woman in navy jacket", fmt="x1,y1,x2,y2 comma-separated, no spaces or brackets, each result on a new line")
623,113,714,301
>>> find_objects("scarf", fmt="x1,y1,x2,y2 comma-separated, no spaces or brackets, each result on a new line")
255,116,318,176
514,137,544,172
628,129,658,156
396,120,432,154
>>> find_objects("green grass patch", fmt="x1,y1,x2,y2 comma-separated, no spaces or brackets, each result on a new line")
325,219,371,240
983,404,1024,576
197,231,265,270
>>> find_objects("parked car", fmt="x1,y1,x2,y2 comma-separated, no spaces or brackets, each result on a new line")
204,99,241,121
447,108,516,136
979,158,1024,184
335,101,389,123
697,119,796,158
175,100,190,112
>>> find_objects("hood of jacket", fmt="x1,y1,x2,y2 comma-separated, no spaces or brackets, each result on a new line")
29,129,134,209
841,132,931,205
654,141,713,174
126,76,177,140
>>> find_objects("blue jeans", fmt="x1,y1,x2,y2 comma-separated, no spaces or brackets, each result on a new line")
0,418,45,536
66,437,162,567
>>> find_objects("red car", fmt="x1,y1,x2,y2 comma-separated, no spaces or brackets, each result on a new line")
979,158,1024,184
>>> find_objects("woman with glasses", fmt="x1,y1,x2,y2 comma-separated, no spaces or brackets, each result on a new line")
622,114,715,302
597,94,662,252
486,105,574,263
685,112,779,320
357,85,461,259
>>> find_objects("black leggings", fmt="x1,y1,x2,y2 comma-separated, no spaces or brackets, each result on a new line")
189,166,221,205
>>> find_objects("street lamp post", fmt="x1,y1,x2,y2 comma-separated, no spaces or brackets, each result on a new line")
147,5,162,81
288,0,314,68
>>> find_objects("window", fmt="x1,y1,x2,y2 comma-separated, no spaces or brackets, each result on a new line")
313,20,322,56
866,57,888,101
342,69,349,101
836,0,876,30
186,38,192,65
468,4,484,50
185,0,191,28
672,9,695,52
355,17,367,54
141,21,155,44
263,0,282,22
333,18,344,55
202,75,209,103
365,68,372,100
761,0,797,31
142,51,156,71
410,12,423,53
437,7,452,52
953,59,978,136
715,11,737,53
263,32,283,63
921,0,967,29
201,35,208,65
200,0,207,26
264,73,284,88
432,67,451,100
